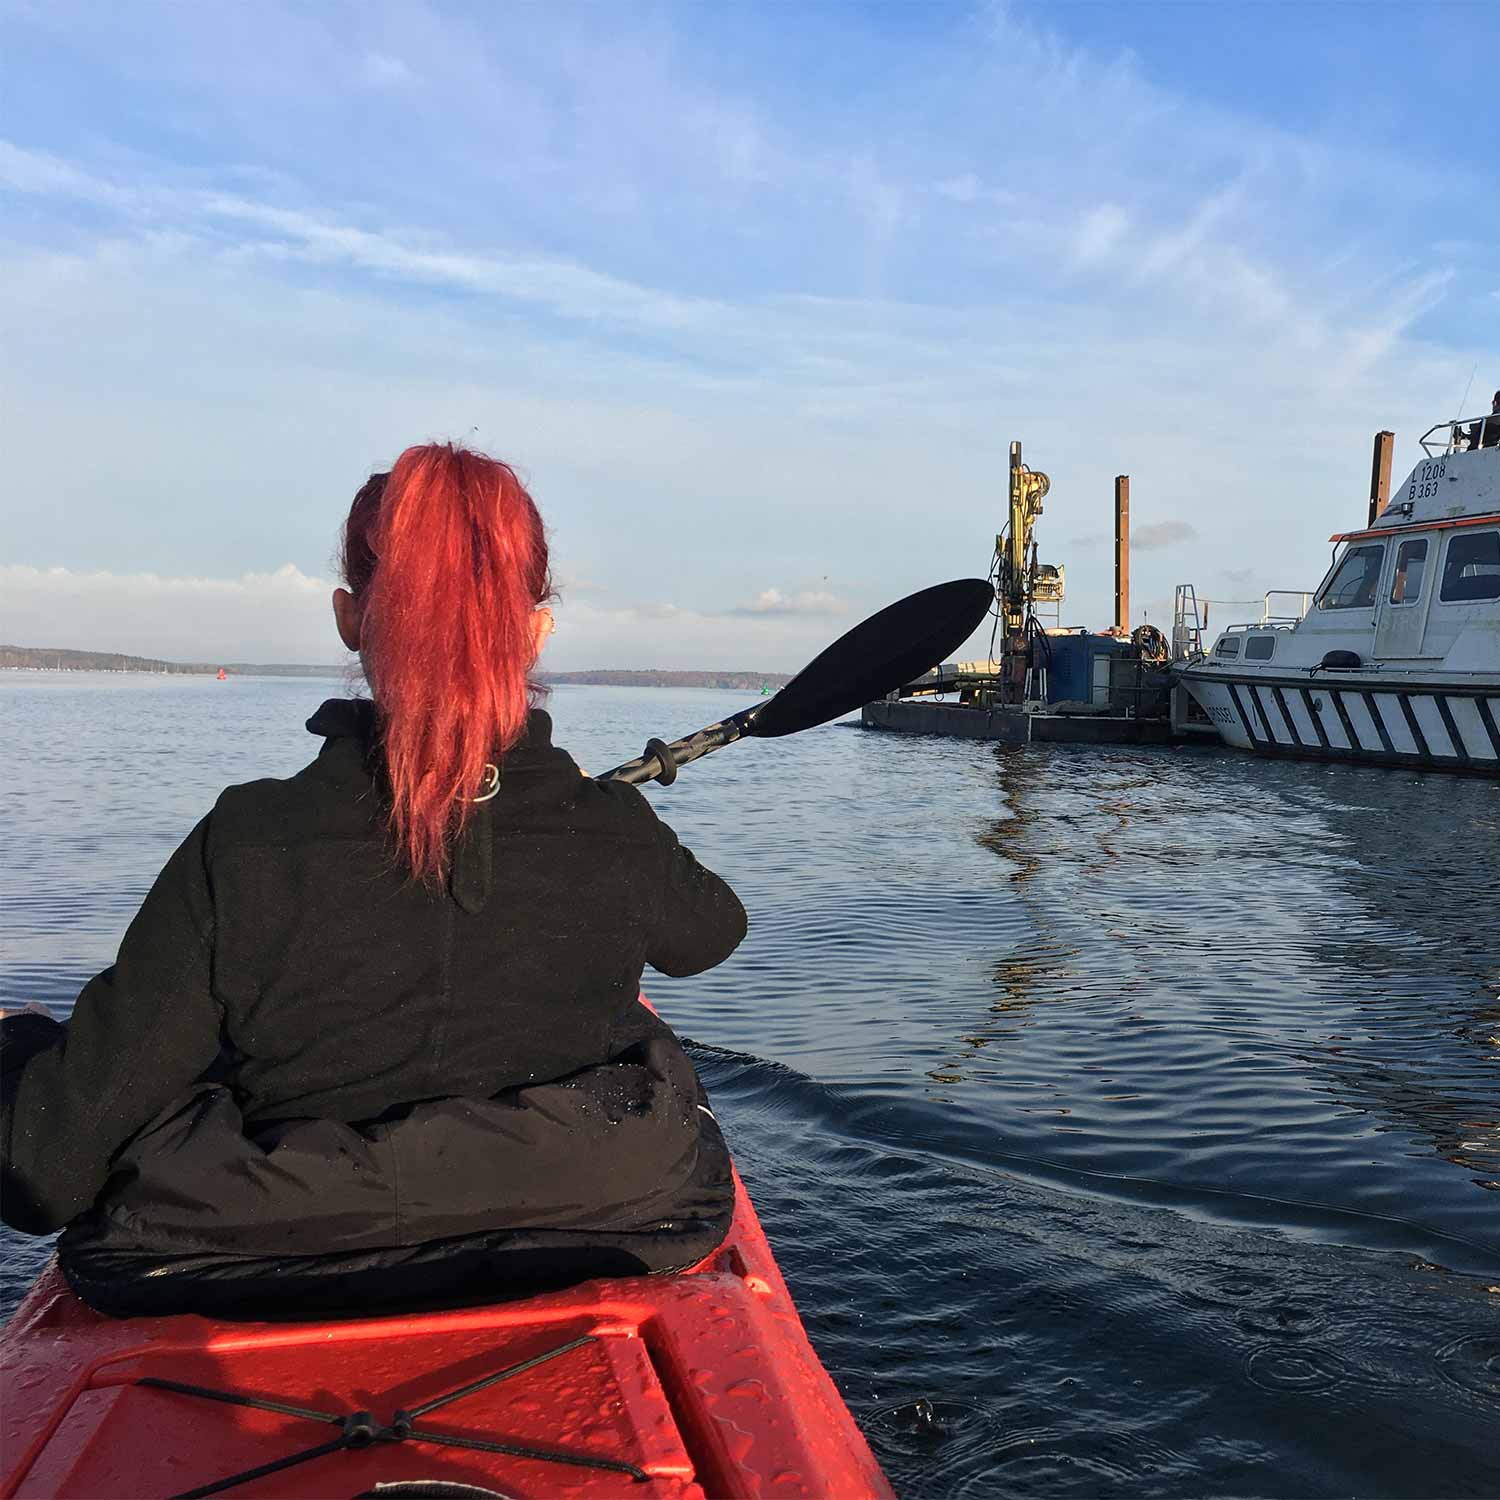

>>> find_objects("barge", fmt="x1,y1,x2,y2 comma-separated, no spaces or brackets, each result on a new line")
862,444,1187,746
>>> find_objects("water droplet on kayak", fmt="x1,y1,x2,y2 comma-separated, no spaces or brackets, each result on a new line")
726,1377,770,1403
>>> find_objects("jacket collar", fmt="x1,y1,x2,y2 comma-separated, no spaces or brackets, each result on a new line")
305,699,555,752
305,697,376,743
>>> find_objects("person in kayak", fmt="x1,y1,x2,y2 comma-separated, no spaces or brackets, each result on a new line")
0,443,746,1318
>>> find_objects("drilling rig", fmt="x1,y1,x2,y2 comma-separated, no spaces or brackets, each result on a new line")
894,438,1065,706
995,440,1064,704
870,439,1176,735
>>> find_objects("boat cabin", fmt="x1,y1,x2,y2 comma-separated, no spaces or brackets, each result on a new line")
1177,415,1499,773
1210,417,1499,672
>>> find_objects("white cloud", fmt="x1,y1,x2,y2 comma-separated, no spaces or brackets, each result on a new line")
0,0,1493,660
0,221,1476,663
0,140,130,207
844,155,906,241
0,141,721,335
0,564,339,664
2,561,327,601
1132,521,1199,551
936,174,982,204
555,575,607,596
207,195,726,333
1137,185,1242,279
0,561,867,672
359,53,416,89
684,103,776,188
545,595,865,671
936,174,1015,207
1072,203,1129,266
731,588,847,617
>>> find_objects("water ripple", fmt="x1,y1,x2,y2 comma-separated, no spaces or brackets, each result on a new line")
4,676,1499,1497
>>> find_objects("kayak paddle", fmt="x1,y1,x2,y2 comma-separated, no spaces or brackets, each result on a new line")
597,577,995,785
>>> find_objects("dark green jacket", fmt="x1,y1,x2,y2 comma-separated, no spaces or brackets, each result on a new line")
1,702,746,1236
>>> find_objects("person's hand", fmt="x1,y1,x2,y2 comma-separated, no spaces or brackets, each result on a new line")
0,1002,52,1021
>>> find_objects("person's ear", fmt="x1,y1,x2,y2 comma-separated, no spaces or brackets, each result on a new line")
333,588,362,653
530,606,555,661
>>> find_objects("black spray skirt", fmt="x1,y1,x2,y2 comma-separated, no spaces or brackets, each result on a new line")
60,1032,734,1320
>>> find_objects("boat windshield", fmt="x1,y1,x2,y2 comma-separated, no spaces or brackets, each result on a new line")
1318,542,1385,610
1439,529,1500,602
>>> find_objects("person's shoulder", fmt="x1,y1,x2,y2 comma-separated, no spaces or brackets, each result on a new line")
563,770,682,849
207,701,380,852
207,761,361,852
572,770,656,821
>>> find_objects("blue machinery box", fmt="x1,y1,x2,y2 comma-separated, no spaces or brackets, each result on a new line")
1042,630,1131,706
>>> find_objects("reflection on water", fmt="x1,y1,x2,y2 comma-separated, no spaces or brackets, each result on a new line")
2,674,1498,1497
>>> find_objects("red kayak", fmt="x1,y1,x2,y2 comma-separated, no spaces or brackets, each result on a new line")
2,1166,892,1500
1,995,895,1495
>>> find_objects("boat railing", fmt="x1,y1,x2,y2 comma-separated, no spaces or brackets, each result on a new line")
1204,592,1312,631
1221,619,1296,636
1260,590,1313,624
1421,413,1500,457
1173,585,1310,659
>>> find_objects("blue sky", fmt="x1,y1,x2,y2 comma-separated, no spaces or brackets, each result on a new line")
2,0,1497,667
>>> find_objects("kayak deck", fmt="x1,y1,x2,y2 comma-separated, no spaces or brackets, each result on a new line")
1,1167,893,1499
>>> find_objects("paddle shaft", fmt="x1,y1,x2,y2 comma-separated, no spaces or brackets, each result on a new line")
597,708,759,785
592,577,996,785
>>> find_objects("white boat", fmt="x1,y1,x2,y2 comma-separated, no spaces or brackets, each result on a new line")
1175,413,1500,775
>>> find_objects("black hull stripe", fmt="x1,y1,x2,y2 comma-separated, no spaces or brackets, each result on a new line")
1476,696,1500,759
1179,669,1499,700
1298,687,1331,749
1433,696,1470,766
1329,689,1360,752
1227,683,1260,745
1192,675,1500,771
1239,737,1498,777
1249,684,1278,744
1396,692,1433,759
1272,687,1305,749
1360,691,1396,755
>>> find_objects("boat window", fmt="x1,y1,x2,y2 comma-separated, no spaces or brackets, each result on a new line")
1439,530,1500,603
1318,543,1386,609
1243,636,1275,661
1389,538,1428,605
1216,636,1240,658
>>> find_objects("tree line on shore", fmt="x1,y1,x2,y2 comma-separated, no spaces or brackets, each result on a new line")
2,646,789,689
0,645,341,676
541,670,791,690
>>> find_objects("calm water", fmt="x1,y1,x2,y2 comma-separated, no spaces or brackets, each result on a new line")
2,672,1498,1497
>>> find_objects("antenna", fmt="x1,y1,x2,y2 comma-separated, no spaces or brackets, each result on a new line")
1456,363,1477,420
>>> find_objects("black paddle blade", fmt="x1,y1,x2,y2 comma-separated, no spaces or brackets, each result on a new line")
748,578,995,738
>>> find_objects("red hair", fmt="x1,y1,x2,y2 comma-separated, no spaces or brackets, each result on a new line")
341,444,551,883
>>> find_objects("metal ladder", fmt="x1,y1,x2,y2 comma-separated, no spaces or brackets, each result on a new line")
1172,584,1205,661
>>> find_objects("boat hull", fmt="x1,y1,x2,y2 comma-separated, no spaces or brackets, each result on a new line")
1176,666,1500,775
1,1189,893,1499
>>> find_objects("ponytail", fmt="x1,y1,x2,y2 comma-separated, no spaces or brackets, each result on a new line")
340,444,551,883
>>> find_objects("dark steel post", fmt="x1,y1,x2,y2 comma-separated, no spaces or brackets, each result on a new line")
1368,431,1394,526
1114,475,1130,634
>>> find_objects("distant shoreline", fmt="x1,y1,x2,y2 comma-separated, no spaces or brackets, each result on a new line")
1,646,790,689
0,645,344,677
541,670,792,690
